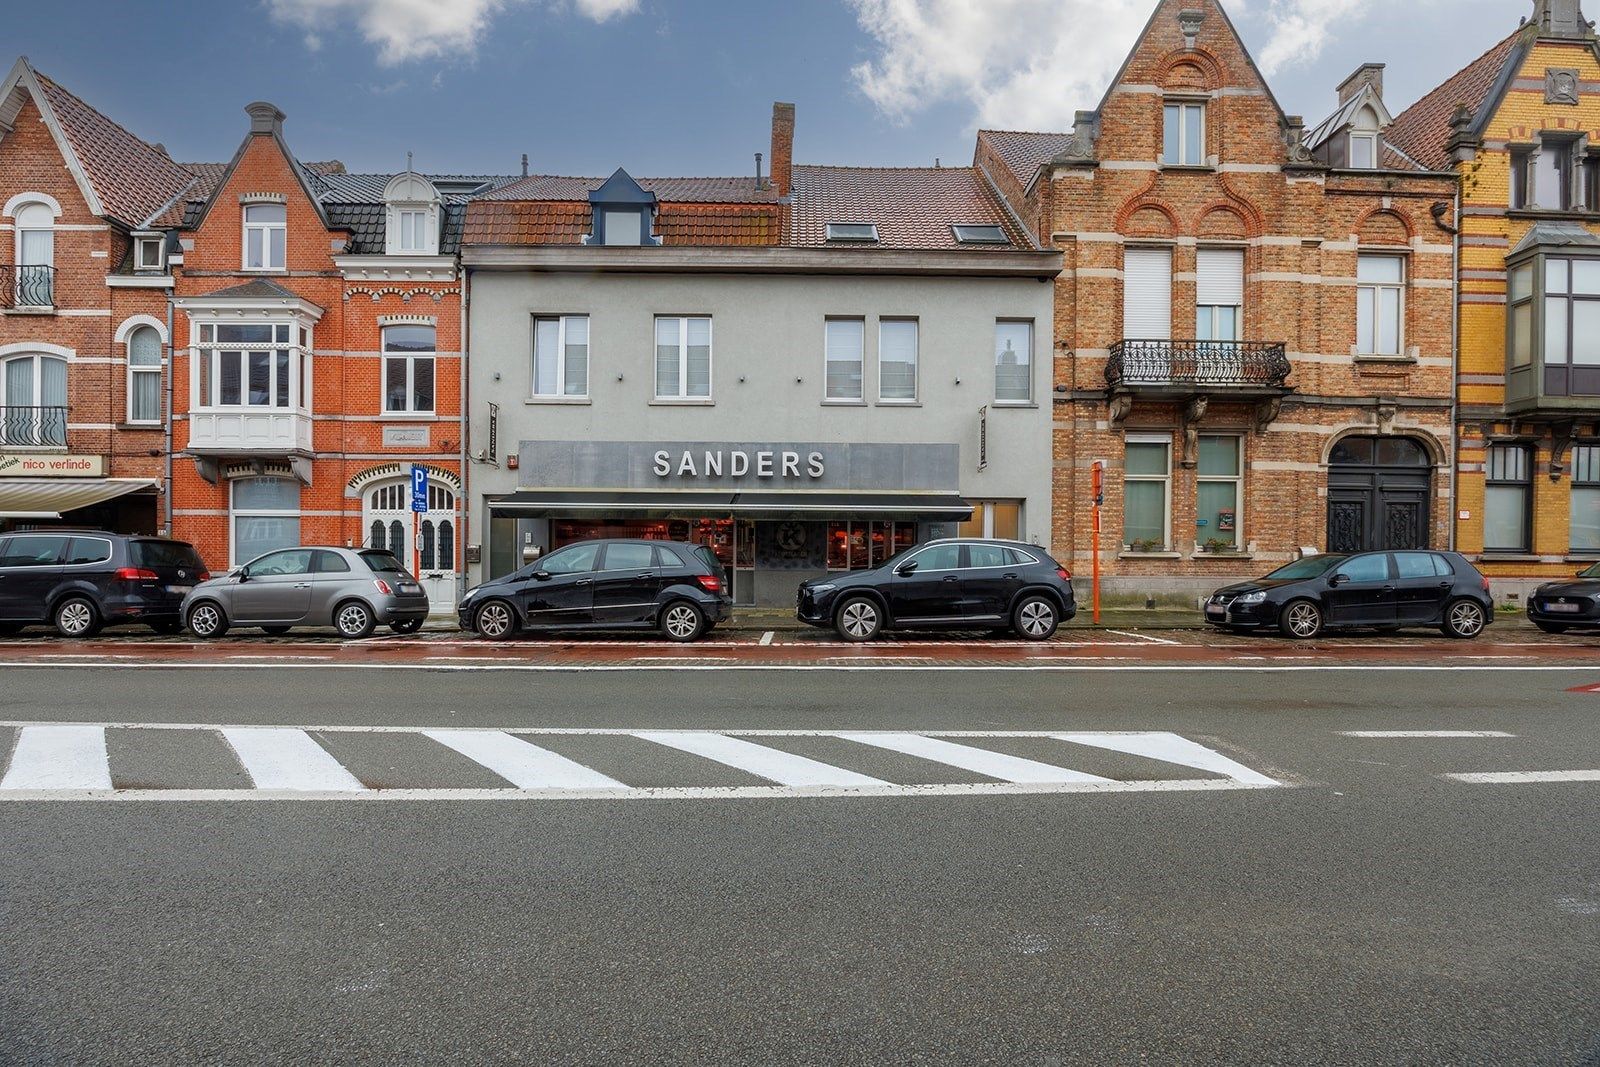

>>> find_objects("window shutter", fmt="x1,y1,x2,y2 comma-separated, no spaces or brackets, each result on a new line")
1197,249,1244,307
1123,248,1172,340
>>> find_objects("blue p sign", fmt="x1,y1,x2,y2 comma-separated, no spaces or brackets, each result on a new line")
410,465,428,513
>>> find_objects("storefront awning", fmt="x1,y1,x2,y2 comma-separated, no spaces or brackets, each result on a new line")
0,478,158,519
490,489,973,522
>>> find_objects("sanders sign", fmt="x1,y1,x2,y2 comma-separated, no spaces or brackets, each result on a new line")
652,448,824,480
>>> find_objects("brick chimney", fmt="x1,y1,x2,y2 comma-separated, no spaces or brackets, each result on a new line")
770,102,795,197
1337,63,1385,104
245,101,285,137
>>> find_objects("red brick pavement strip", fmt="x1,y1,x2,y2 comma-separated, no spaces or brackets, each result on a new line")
1,629,1599,668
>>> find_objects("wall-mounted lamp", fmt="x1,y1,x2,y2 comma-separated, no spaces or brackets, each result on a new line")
492,372,502,382
616,373,624,382
954,378,962,385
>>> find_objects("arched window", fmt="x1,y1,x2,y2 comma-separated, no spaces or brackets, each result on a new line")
127,326,162,424
361,474,457,573
12,199,55,307
1,353,67,446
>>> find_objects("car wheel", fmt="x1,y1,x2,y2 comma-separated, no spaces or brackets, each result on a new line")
53,597,101,639
334,600,376,639
187,601,229,639
660,600,706,642
834,596,883,642
1012,595,1059,641
390,617,424,634
148,619,182,635
1279,599,1323,639
1441,598,1487,640
473,600,517,639
1535,621,1571,635
261,626,292,636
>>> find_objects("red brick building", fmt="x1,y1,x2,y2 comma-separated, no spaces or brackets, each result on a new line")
975,0,1462,601
166,103,507,608
0,58,191,535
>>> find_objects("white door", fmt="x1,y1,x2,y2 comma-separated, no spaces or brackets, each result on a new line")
364,480,459,613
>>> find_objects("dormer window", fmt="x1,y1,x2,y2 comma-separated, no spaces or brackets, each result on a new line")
952,224,1007,245
825,222,879,242
586,168,659,247
397,209,430,252
383,172,442,256
134,235,165,272
600,208,643,246
1349,132,1377,169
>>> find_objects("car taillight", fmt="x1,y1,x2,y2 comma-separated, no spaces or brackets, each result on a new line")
1482,576,1492,593
115,567,159,581
1056,566,1072,582
373,579,393,595
695,574,722,594
197,571,211,582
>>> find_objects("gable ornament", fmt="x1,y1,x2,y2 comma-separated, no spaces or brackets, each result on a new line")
1546,68,1581,106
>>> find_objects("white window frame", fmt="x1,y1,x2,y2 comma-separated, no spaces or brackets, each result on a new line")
10,196,56,308
1123,433,1173,551
126,325,163,425
133,235,165,272
823,318,865,403
228,477,301,569
381,324,436,415
1196,434,1244,550
877,318,919,404
994,319,1033,404
193,320,303,410
1196,247,1245,342
1162,101,1206,166
1356,253,1406,356
653,316,713,401
242,202,286,271
1348,132,1378,170
532,314,590,399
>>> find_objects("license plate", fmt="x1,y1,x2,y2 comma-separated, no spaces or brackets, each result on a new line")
168,585,193,595
1545,602,1582,613
1206,606,1226,617
399,583,421,595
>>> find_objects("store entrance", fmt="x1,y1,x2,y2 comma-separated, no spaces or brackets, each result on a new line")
550,517,758,606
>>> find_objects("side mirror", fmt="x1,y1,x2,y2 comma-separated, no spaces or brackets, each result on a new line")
533,570,553,582
1328,573,1348,587
236,568,250,582
895,562,918,577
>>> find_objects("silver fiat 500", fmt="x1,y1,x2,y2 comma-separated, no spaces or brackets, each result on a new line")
181,546,429,639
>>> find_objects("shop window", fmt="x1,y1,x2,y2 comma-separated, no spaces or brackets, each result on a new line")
383,324,436,414
242,202,286,270
533,315,589,398
1357,255,1405,355
1484,444,1531,553
1572,445,1600,553
878,319,918,402
824,319,864,401
231,477,301,566
1162,101,1205,165
1197,435,1242,549
127,326,162,424
655,316,712,400
1124,437,1171,551
826,521,916,570
994,321,1032,403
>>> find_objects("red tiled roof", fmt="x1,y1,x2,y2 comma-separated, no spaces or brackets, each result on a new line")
976,129,1075,188
463,200,784,247
31,69,195,228
480,174,779,204
1386,29,1522,172
788,165,1033,251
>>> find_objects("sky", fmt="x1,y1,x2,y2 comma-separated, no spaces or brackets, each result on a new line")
9,0,1528,178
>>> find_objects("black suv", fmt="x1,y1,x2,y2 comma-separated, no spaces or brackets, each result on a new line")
0,530,211,638
1205,550,1493,639
797,538,1076,642
458,538,733,642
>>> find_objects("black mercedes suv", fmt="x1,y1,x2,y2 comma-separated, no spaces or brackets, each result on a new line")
797,538,1076,642
0,530,211,637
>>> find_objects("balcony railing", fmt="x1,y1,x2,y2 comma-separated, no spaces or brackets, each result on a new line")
0,264,55,309
0,405,68,447
1106,340,1290,391
187,407,313,455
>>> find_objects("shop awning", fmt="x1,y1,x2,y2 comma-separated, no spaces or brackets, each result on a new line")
490,489,973,522
0,478,158,519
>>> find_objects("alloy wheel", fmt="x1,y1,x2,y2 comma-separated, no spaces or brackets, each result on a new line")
1018,600,1055,638
1448,601,1485,638
57,600,94,636
664,604,701,640
1285,602,1321,638
840,601,878,640
336,604,373,638
476,602,513,639
189,604,222,638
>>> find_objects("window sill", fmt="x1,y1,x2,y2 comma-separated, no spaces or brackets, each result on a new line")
118,421,162,431
0,444,69,454
238,268,288,275
821,399,867,407
1353,354,1416,365
876,400,922,408
1478,553,1542,562
525,397,592,406
991,401,1039,409
649,398,715,406
1159,163,1214,173
1119,551,1182,560
4,306,55,316
378,412,437,421
1193,551,1252,560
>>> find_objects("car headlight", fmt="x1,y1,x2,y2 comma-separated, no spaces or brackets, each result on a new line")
1237,591,1267,604
809,583,837,594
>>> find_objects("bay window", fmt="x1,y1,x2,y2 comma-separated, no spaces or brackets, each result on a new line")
196,322,305,409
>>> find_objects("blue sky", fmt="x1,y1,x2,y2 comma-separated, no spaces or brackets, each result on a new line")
11,0,1522,178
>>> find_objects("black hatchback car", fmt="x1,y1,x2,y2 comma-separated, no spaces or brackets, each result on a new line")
797,538,1076,642
1528,563,1600,634
458,538,732,642
0,530,210,638
1204,549,1493,639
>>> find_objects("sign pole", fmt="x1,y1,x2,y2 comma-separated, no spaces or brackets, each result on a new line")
1090,460,1104,625
409,464,428,579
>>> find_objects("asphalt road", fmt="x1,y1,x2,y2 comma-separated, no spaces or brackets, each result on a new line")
3,665,1599,1064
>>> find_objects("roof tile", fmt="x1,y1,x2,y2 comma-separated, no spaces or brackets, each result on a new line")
789,165,1032,251
1386,30,1522,172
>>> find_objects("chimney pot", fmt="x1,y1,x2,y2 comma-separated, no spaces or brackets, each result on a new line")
244,101,285,137
521,153,529,178
770,102,795,198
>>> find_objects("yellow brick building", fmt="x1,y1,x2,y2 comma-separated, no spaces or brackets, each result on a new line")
1389,0,1600,596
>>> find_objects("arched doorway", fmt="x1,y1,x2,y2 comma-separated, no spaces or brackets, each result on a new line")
1326,435,1433,553
364,477,458,612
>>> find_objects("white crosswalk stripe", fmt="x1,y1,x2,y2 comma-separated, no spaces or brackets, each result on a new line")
221,728,367,792
0,725,111,790
632,731,890,788
425,730,627,790
836,732,1112,784
1054,731,1278,787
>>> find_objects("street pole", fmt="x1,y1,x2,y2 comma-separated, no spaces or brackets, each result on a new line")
1091,460,1104,625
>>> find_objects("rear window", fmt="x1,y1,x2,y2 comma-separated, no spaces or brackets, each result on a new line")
359,550,407,574
65,537,113,566
655,545,688,568
131,539,205,571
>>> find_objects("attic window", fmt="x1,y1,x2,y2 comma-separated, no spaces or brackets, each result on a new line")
825,222,879,242
952,224,1008,244
134,235,165,272
1349,133,1377,169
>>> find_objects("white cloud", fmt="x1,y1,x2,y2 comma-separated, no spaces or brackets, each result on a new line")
846,0,1407,131
267,0,640,65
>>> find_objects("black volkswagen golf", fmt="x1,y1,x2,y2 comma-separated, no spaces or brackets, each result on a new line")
1204,549,1493,639
457,538,732,642
1528,563,1600,634
797,538,1076,642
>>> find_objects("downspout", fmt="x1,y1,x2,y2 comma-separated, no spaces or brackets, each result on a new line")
458,261,470,600
1448,189,1461,551
164,290,175,537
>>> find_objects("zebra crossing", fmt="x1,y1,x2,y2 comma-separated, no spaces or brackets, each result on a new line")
0,723,1283,800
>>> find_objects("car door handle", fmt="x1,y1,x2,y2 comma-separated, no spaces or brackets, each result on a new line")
1438,581,1452,589
1003,573,1018,579
942,575,960,582
294,583,312,589
636,572,653,579
575,579,592,587
1381,586,1395,593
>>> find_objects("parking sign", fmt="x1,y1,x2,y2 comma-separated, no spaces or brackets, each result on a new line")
410,464,428,513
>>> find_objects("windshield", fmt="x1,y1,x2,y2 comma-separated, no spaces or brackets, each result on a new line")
1261,554,1346,581
359,550,407,575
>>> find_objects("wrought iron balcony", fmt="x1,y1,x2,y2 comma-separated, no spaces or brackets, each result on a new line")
0,264,55,309
1106,340,1290,393
0,405,68,447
